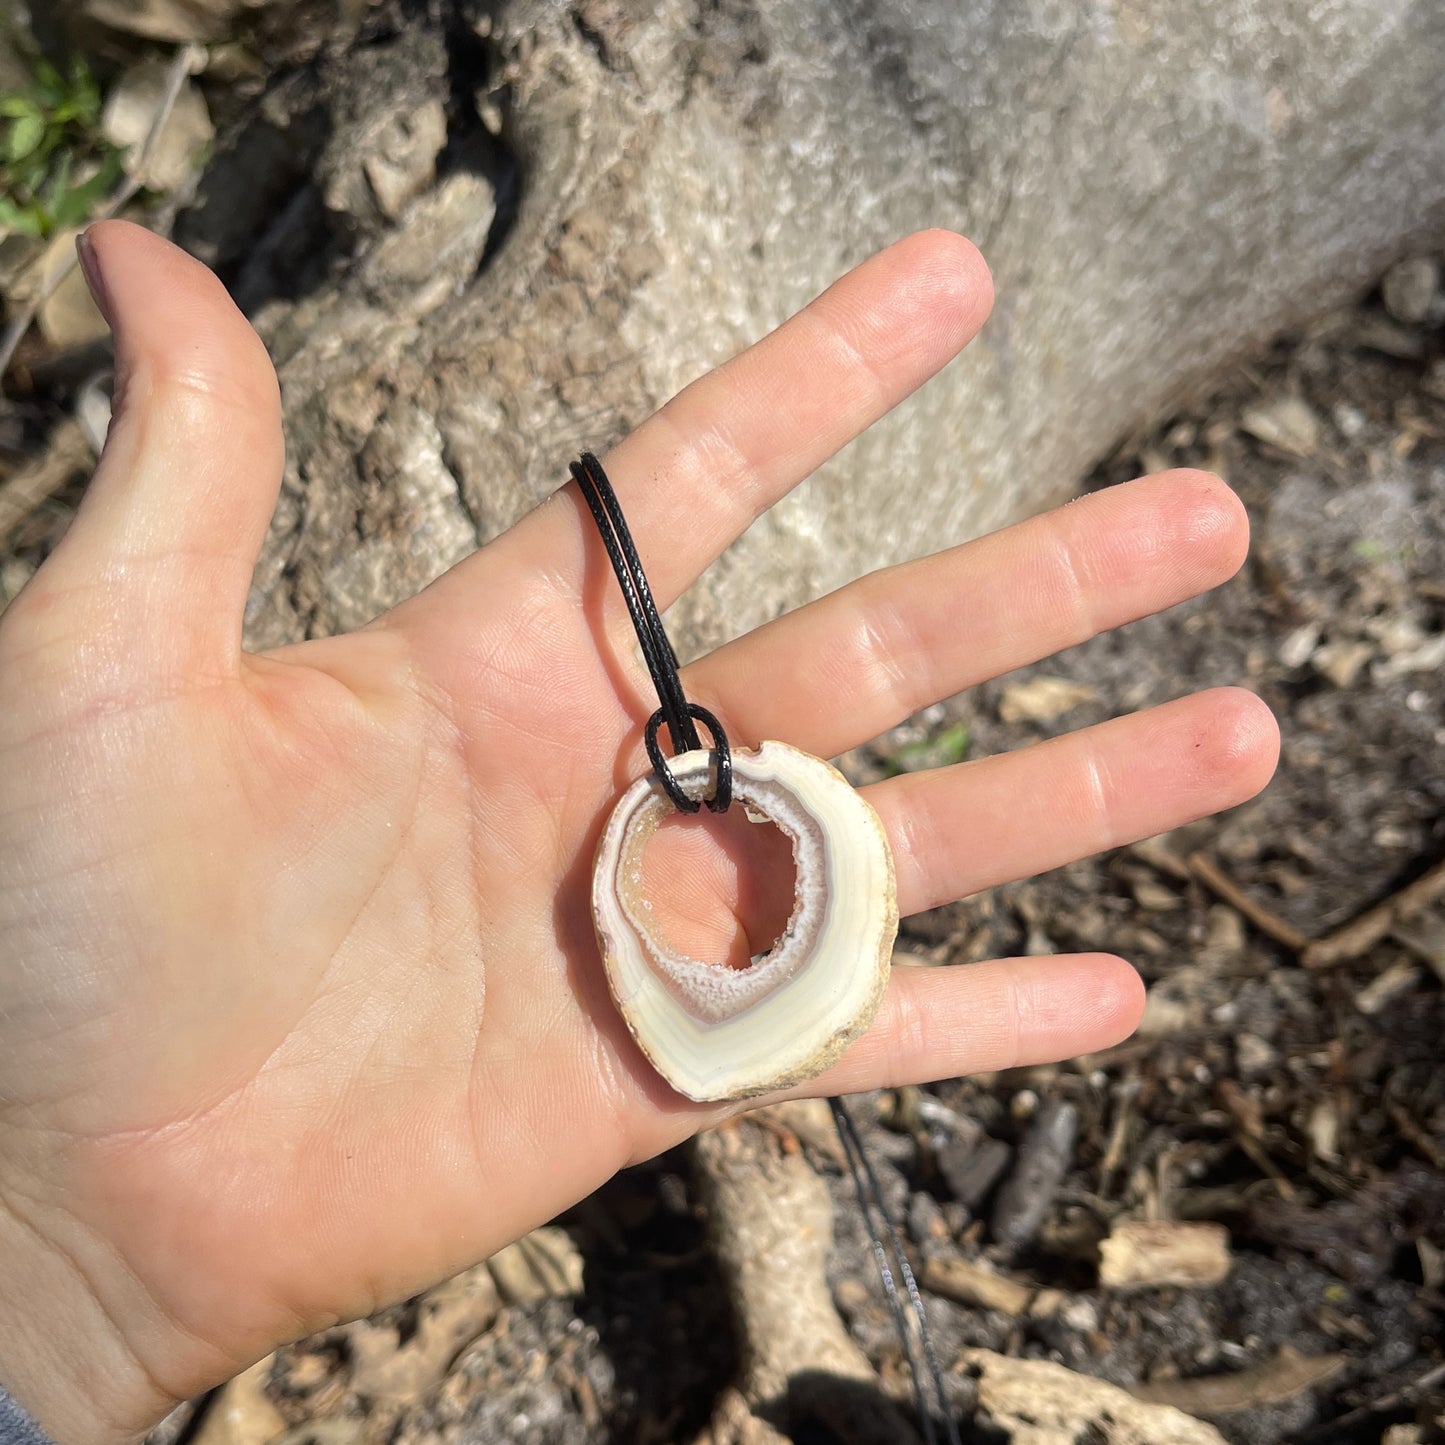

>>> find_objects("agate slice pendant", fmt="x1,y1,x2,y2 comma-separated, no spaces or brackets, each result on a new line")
591,740,897,1102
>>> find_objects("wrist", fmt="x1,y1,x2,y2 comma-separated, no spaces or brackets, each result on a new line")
0,1183,177,1445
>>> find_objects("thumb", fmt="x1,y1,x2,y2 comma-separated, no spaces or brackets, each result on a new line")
35,220,284,676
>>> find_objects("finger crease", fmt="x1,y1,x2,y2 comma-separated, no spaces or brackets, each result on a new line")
1046,527,1096,642
1000,968,1026,1070
888,778,940,911
813,309,892,416
889,984,930,1080
1076,741,1114,855
652,397,770,534
851,594,914,717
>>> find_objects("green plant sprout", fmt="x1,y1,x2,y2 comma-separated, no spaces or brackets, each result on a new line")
0,49,125,239
885,719,971,776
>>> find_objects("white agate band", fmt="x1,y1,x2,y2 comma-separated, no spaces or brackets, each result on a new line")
592,740,897,1101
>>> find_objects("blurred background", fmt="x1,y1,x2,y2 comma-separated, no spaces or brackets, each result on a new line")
1,2,1442,1443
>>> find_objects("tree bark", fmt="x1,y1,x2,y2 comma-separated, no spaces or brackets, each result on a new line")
216,0,1445,654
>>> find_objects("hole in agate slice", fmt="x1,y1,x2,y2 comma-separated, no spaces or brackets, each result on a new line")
639,807,798,971
592,740,898,1102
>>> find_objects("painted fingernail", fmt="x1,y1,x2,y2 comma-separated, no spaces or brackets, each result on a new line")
75,230,114,327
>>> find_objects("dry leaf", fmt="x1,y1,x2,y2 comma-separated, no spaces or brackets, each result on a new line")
1130,1346,1345,1414
1240,395,1320,457
102,59,214,192
998,676,1096,724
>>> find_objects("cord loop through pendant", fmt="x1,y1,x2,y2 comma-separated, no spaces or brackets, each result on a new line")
644,702,732,814
570,452,733,814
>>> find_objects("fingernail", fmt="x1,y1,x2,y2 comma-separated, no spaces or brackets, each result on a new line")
75,230,114,327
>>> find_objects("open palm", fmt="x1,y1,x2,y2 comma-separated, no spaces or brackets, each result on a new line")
0,223,1276,1442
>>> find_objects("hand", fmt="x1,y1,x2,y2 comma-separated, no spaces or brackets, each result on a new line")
0,222,1276,1442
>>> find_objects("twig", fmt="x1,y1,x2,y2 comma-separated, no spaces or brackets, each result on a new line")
1302,855,1445,968
1234,1131,1298,1201
1186,851,1311,952
0,418,90,548
1173,845,1445,972
1126,837,1193,882
0,44,205,383
1217,1078,1298,1201
1300,1358,1445,1440
1386,1100,1445,1170
1097,1072,1138,1196
1139,841,1445,987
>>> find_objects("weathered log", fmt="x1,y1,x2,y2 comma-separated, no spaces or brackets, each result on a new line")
201,0,1444,653
693,1121,924,1442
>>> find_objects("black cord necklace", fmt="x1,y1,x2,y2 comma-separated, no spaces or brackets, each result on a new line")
573,451,959,1443
571,452,732,816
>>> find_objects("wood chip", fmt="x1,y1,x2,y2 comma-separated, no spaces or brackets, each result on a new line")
486,1226,584,1305
1278,621,1321,668
749,1097,845,1165
1137,964,1219,1037
1353,958,1421,1015
1312,638,1373,688
347,1263,498,1404
1418,1237,1445,1290
1306,1097,1342,1163
1098,1220,1232,1291
966,1350,1228,1445
1381,1426,1424,1445
921,1255,1034,1315
189,1359,286,1445
1131,1346,1345,1415
1132,876,1183,912
998,675,1096,724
